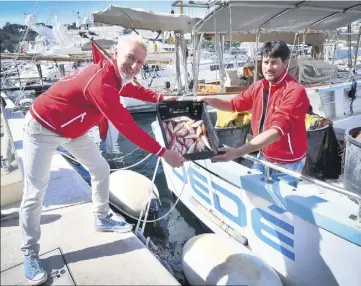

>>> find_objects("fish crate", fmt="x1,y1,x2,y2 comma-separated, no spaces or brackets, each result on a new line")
208,111,251,148
156,101,220,161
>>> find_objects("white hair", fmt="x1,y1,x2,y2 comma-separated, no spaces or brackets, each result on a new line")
116,34,148,55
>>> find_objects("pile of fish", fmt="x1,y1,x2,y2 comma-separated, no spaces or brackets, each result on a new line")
161,116,213,155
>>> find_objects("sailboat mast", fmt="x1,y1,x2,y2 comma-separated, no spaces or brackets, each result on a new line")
179,0,183,14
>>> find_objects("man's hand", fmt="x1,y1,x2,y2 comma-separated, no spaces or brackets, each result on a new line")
196,96,209,104
162,95,179,101
162,149,184,168
212,146,244,162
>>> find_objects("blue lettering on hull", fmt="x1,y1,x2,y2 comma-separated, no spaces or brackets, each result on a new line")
252,207,295,261
211,181,247,227
172,165,296,261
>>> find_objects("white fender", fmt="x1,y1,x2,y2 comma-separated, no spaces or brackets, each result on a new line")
182,233,283,286
109,170,159,217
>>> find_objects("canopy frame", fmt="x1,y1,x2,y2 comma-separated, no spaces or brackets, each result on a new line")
189,0,361,93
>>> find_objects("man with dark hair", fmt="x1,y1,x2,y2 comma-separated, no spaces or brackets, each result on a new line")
198,40,310,187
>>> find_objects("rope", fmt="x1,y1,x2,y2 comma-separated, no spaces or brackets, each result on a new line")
56,149,152,171
99,129,154,162
137,156,161,234
56,148,190,224
114,163,190,223
108,145,140,161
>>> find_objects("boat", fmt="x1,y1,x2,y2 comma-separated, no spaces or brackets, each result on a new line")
1,11,178,114
90,5,202,114
150,1,361,285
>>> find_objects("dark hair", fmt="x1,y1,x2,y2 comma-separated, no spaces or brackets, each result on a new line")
260,40,290,62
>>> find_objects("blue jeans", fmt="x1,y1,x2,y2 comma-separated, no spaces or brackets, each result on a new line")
252,153,305,187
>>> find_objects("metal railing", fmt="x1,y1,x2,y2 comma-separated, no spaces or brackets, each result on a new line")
244,154,361,223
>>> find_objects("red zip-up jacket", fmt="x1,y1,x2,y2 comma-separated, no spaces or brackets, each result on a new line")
30,59,166,156
231,71,310,164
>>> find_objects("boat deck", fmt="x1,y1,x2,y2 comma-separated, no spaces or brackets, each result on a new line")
0,93,179,285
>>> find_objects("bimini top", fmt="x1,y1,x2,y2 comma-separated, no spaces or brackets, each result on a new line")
81,39,117,51
91,5,201,34
194,1,361,34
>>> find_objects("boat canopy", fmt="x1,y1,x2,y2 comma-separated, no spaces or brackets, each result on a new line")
189,1,361,94
81,39,117,51
221,31,361,46
218,32,328,46
91,5,201,34
194,1,361,34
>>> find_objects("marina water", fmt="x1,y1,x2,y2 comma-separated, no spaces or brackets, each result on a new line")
108,112,209,285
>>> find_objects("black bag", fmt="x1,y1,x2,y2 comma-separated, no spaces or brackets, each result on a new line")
303,125,342,180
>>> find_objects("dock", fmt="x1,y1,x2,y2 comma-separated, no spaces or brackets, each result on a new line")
0,92,180,285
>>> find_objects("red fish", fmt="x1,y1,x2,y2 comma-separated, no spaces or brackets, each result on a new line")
184,138,195,147
167,122,174,134
187,142,197,153
176,128,188,137
177,136,185,145
195,142,202,152
200,135,212,150
190,120,203,128
169,136,177,150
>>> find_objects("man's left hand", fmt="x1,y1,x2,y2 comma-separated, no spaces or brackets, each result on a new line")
162,95,179,101
212,146,244,162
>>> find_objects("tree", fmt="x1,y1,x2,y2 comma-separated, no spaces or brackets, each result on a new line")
0,22,37,53
231,40,240,47
223,40,241,50
67,22,77,30
201,39,215,49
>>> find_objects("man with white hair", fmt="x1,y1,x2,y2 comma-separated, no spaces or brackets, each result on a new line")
20,35,184,285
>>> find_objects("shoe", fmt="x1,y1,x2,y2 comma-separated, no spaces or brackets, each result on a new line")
109,210,126,222
94,213,133,233
24,250,48,285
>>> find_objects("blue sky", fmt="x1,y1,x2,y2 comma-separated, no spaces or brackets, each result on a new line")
0,1,206,28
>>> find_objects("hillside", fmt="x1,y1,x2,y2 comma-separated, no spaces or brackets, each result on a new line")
0,22,83,53
0,22,40,53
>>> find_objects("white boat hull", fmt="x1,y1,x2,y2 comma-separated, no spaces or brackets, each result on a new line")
151,133,361,285
151,78,361,285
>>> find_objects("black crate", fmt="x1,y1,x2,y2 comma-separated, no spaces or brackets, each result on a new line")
208,111,251,148
156,101,220,161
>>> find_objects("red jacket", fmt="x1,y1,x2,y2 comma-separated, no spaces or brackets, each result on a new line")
231,71,310,164
30,59,166,156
